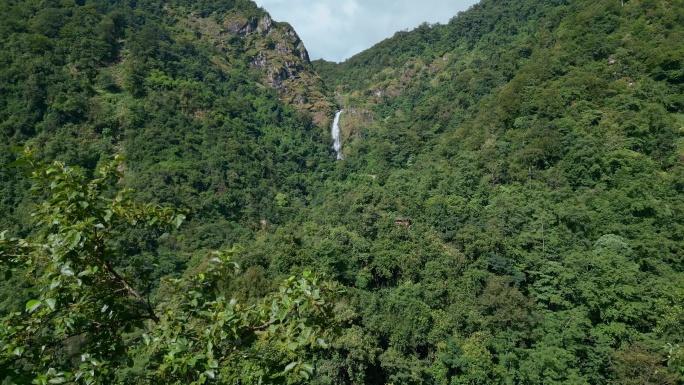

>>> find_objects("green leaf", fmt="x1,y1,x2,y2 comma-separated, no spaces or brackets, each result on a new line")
7,159,32,168
26,299,42,313
301,363,314,373
283,362,297,373
173,214,186,229
69,232,82,249
12,346,24,356
45,298,57,311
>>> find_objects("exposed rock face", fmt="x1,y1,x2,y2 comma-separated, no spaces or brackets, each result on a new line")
185,12,333,126
340,107,375,141
256,15,273,33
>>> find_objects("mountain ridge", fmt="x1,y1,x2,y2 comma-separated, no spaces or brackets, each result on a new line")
2,0,684,383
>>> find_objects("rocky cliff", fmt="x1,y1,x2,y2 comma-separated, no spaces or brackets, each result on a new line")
183,11,334,126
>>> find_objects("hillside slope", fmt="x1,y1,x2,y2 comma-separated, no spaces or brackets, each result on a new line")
1,0,684,383
299,0,684,383
0,0,336,236
0,1,339,376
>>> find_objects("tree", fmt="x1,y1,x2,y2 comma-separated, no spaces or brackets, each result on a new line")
0,149,337,384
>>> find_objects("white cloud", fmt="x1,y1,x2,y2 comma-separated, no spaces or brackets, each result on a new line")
343,0,359,16
253,0,479,62
308,4,334,31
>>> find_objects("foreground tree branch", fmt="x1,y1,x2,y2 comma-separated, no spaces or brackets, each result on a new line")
0,149,337,384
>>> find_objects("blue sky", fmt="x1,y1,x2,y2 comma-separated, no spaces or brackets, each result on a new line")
252,0,480,62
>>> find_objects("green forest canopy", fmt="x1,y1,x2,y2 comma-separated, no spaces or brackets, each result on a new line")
1,0,684,383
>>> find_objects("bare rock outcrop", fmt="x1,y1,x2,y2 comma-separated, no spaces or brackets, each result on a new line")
184,12,333,126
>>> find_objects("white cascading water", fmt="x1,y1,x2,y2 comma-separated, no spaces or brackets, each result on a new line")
332,110,344,160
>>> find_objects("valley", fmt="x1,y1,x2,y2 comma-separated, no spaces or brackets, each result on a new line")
1,0,684,383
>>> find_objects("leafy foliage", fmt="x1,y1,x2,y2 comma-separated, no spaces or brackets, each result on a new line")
0,150,337,384
2,0,684,383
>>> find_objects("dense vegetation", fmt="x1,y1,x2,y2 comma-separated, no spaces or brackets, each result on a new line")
1,150,337,384
2,0,684,383
312,0,684,383
0,0,336,382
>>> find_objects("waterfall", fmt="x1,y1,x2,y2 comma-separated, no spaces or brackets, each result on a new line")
332,110,344,160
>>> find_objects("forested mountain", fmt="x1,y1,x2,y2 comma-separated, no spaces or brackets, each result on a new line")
0,0,335,276
2,0,684,383
0,0,338,383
